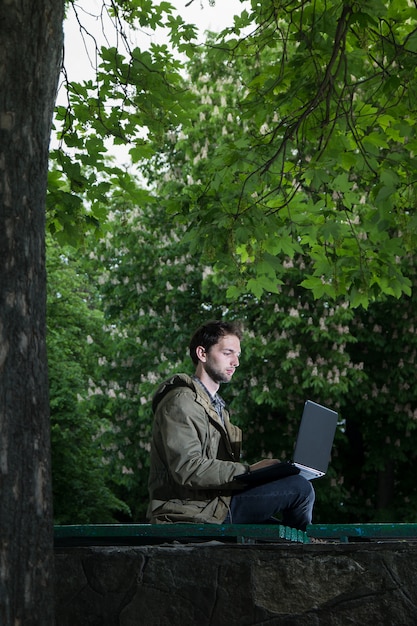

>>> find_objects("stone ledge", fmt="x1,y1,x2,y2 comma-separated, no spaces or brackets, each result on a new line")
55,541,417,625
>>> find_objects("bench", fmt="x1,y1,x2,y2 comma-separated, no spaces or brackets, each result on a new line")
54,523,417,547
307,523,417,543
54,523,308,546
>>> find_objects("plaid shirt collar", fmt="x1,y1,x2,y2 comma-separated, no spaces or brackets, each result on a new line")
192,376,226,424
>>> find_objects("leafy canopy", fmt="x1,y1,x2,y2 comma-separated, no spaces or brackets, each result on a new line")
51,0,417,307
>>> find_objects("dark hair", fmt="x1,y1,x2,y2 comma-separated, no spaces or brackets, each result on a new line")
189,320,243,365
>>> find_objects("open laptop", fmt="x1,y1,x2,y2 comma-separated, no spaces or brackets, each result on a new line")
235,400,338,486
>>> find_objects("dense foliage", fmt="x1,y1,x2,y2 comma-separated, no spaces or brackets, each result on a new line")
52,0,417,304
47,1,417,524
74,201,360,522
341,259,417,522
47,237,129,522
47,195,417,524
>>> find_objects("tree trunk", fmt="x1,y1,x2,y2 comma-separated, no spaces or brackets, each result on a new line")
0,1,64,624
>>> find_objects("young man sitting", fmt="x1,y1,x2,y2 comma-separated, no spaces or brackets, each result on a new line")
147,320,314,530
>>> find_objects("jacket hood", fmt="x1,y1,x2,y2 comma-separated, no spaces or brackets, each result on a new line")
151,373,195,414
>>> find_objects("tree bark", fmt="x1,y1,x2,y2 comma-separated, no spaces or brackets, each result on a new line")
0,1,65,623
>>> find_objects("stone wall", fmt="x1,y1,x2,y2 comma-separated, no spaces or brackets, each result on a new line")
55,541,417,625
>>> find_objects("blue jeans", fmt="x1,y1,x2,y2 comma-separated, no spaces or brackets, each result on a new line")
224,474,315,531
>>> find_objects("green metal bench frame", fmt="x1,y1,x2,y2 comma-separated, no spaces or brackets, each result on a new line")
307,523,417,542
54,523,417,547
54,523,308,545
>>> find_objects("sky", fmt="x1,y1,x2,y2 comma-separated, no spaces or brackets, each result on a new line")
63,0,249,82
167,0,248,35
57,0,250,163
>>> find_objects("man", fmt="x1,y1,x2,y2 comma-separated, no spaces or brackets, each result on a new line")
147,320,314,530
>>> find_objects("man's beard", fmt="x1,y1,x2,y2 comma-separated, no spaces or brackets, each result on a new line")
204,361,231,385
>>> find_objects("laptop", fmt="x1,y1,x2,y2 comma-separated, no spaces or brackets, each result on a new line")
235,400,338,485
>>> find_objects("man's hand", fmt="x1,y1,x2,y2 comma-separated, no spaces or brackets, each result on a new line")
249,458,280,471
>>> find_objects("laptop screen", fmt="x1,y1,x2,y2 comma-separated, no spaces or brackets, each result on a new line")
293,400,338,474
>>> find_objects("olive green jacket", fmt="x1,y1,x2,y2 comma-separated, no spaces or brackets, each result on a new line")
147,373,248,524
